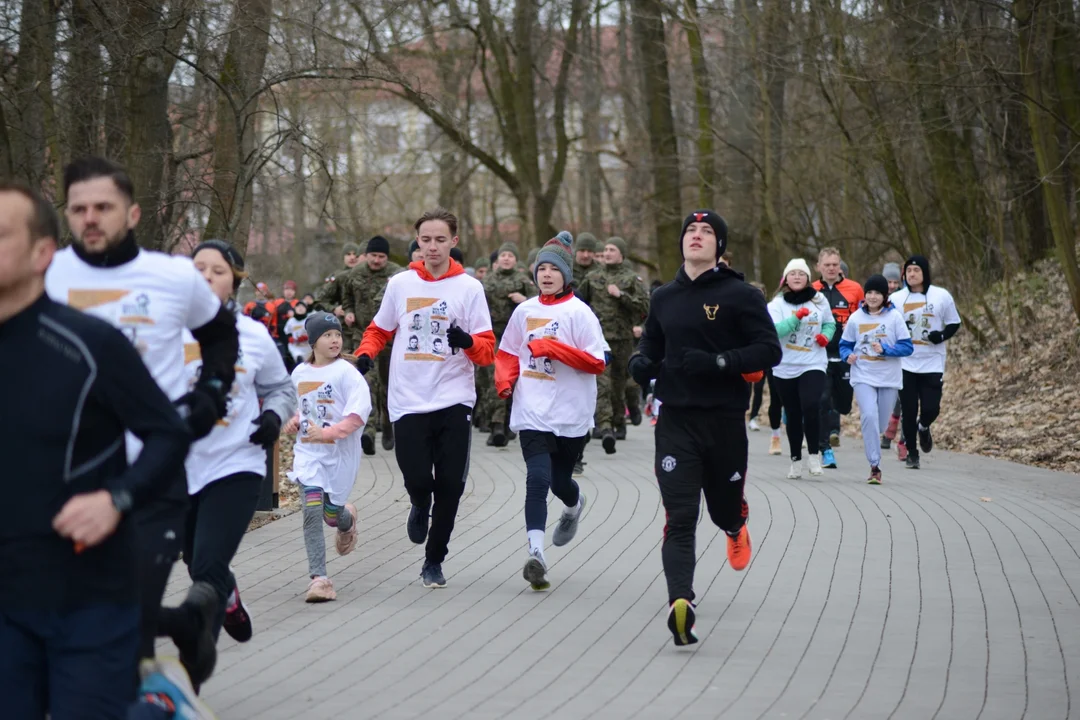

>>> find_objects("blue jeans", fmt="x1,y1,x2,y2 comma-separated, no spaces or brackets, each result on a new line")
0,604,140,719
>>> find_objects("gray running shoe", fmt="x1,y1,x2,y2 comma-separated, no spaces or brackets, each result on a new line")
552,492,586,547
523,549,550,591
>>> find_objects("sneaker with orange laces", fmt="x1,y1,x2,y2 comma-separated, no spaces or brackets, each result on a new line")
335,503,358,555
727,525,752,571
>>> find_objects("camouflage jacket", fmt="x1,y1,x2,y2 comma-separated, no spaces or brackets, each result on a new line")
483,266,538,337
341,261,403,330
576,261,650,341
573,260,598,288
313,264,354,312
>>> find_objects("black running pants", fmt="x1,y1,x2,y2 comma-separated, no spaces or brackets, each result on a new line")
655,408,749,604
900,370,943,458
819,361,853,450
775,370,826,461
393,404,473,564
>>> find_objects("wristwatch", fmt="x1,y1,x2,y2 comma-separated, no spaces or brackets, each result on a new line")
110,489,133,514
715,354,728,371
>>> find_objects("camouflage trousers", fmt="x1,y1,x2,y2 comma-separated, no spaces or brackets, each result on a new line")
477,360,512,427
595,338,637,431
363,351,391,439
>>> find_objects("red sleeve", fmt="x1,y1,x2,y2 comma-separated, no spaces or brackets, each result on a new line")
529,339,605,375
494,349,520,398
464,330,496,367
354,321,394,357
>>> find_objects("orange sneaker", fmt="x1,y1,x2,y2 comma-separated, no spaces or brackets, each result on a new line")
727,525,752,571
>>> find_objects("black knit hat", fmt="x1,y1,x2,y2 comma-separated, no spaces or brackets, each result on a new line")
305,312,342,347
863,274,890,299
680,210,728,259
192,239,245,291
450,247,464,263
903,255,932,289
408,239,420,255
366,235,390,255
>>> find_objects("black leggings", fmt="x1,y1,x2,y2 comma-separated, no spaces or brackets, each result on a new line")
750,369,783,431
899,370,943,457
135,501,186,660
774,370,826,460
519,431,584,531
182,471,263,640
393,404,473,564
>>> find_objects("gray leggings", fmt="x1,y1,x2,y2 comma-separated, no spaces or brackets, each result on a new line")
853,384,898,468
302,485,354,578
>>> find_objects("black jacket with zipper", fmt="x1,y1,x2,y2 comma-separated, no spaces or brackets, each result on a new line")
636,264,781,415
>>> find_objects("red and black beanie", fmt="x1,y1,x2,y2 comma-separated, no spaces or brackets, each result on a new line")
680,210,728,259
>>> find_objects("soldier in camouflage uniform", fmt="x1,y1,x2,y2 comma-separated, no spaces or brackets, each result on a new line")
481,241,537,446
314,242,364,352
342,236,402,454
573,232,600,286
576,236,650,451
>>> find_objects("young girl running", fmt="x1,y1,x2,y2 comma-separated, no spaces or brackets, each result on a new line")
495,239,606,590
176,240,296,662
283,313,372,602
839,274,913,484
767,258,836,478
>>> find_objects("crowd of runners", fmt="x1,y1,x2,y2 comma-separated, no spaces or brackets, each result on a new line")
1,157,960,718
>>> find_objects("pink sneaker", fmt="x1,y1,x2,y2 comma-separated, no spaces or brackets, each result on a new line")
305,576,336,603
897,440,909,461
335,503,358,556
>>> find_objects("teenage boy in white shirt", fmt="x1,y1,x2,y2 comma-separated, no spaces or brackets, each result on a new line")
355,208,495,588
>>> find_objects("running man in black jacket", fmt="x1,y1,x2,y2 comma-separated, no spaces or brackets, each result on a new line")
629,210,781,647
0,182,192,717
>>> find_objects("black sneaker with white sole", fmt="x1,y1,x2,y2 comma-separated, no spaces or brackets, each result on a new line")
421,561,446,588
918,425,933,454
361,434,376,456
223,584,253,643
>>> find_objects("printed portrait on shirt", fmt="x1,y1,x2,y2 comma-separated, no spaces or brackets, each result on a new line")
403,296,451,362
523,320,557,381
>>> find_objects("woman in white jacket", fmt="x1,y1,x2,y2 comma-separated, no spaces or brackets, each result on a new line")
767,259,836,478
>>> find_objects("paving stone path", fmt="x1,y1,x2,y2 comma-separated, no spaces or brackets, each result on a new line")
163,425,1080,719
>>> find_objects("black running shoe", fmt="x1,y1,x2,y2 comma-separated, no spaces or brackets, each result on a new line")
629,407,643,426
880,436,892,450
407,504,429,544
361,434,376,456
905,453,921,470
615,426,627,441
223,584,253,643
490,424,507,447
601,429,617,454
421,561,446,588
667,598,698,647
382,427,395,451
918,425,933,454
174,581,218,688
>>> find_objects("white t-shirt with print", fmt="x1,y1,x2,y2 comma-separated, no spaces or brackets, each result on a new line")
283,316,309,363
372,268,493,422
841,306,911,390
287,358,371,506
767,293,832,379
182,315,289,494
499,295,606,438
45,247,222,462
888,285,961,374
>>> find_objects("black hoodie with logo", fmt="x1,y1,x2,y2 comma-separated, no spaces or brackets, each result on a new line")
635,264,781,415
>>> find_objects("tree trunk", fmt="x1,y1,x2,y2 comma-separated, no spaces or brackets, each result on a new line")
682,0,716,209
728,0,761,279
66,0,103,161
10,0,57,187
1015,0,1080,322
631,0,683,278
758,0,791,269
203,0,274,253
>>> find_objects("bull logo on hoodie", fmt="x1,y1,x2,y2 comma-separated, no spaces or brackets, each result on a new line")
703,304,719,320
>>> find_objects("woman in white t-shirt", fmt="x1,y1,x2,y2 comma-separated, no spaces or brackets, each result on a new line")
179,240,296,650
839,274,913,485
282,313,372,602
495,240,606,590
767,258,836,479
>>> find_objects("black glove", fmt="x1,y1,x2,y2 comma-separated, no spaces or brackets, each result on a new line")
927,330,944,344
628,354,660,388
248,410,282,449
447,323,474,350
176,384,225,439
356,354,375,375
682,347,728,377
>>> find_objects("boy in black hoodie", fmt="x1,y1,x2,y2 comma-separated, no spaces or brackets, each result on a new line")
628,210,781,647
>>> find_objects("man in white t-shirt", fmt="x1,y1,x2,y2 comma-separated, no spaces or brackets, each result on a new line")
44,157,239,684
888,255,961,470
354,208,495,589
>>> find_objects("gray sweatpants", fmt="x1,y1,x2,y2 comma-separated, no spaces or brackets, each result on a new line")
302,485,354,578
853,384,898,468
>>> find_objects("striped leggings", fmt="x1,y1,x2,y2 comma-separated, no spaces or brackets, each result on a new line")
302,485,354,578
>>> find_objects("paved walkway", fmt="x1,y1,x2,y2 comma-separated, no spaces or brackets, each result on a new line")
164,425,1080,719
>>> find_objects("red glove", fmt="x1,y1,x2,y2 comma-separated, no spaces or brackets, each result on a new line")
815,333,829,347
741,370,764,383
795,308,810,320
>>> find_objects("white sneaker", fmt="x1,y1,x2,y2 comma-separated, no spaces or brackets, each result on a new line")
808,454,824,476
748,418,760,431
787,461,802,479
